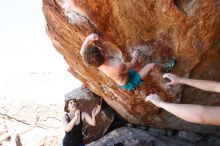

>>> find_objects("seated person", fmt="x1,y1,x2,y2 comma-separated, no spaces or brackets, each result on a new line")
80,33,175,91
146,73,220,126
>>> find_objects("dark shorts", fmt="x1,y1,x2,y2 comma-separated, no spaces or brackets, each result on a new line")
120,69,143,91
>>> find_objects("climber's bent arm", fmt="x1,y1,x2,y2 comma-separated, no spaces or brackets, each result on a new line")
80,33,99,55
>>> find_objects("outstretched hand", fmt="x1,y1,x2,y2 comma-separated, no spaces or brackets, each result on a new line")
145,94,164,107
92,105,101,117
87,33,99,41
163,73,181,86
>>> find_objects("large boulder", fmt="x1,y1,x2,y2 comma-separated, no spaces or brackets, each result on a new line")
42,0,220,134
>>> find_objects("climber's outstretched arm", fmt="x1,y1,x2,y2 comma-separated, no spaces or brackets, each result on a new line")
146,94,220,126
163,73,220,93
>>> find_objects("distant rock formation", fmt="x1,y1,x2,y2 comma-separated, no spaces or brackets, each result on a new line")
42,0,220,135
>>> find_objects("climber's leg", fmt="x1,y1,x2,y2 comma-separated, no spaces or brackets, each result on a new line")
138,59,175,79
138,63,155,80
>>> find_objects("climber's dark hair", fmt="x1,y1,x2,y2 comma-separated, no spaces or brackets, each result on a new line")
82,45,105,67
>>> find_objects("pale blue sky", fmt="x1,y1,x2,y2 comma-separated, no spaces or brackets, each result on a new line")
0,0,66,72
0,0,82,104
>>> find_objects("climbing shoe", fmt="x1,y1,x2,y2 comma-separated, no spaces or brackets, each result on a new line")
165,59,176,73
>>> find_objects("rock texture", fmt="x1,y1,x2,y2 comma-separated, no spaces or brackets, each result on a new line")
87,127,218,146
42,0,220,134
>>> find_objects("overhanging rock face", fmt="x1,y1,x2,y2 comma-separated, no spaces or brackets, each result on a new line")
43,0,220,134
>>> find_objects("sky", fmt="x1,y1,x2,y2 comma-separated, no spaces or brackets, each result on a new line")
0,0,82,104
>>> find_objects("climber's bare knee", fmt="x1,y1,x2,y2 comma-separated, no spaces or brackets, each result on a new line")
138,63,155,79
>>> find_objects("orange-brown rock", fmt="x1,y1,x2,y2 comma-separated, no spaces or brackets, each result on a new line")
42,0,220,134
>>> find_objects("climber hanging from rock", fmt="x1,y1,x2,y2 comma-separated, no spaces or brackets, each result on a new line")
80,33,175,91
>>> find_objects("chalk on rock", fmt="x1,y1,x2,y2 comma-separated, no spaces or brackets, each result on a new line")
129,45,156,64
